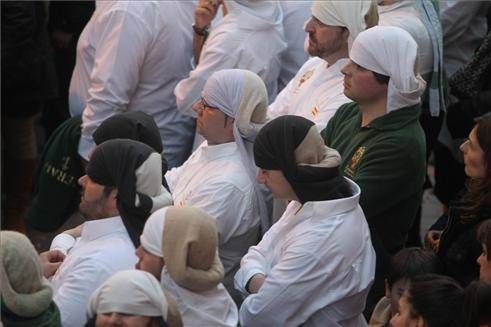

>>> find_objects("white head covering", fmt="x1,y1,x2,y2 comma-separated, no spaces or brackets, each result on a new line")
226,0,283,30
350,25,427,113
311,0,377,49
201,69,270,232
139,207,169,257
87,270,168,319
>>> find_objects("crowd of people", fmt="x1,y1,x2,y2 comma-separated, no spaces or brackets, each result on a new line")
1,0,491,326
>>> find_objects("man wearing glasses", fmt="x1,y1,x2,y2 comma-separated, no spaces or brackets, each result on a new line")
164,69,269,304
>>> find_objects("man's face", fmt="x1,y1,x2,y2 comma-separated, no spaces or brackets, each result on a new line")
95,313,155,327
193,98,233,145
256,169,297,201
387,279,411,318
304,16,347,60
389,293,421,327
135,245,164,280
78,175,113,219
341,60,388,105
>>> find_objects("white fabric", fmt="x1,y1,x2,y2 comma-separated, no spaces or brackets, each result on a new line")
269,57,350,130
278,1,311,91
161,268,237,327
134,152,173,210
50,233,76,256
234,179,375,327
51,216,137,327
174,0,286,115
441,0,490,77
140,207,169,257
311,0,374,49
165,142,260,289
350,25,426,113
70,1,197,167
378,0,433,75
87,270,168,319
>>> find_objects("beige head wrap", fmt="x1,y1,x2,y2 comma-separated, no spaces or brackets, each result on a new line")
311,0,378,49
350,25,426,113
0,231,53,318
162,207,224,292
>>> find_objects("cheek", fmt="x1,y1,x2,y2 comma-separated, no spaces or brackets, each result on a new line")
95,315,109,327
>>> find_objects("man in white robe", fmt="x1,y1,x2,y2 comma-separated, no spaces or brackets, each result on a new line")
235,115,376,326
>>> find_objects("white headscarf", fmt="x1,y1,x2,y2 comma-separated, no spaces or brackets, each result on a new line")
87,270,168,319
311,0,376,49
226,0,283,30
139,207,169,257
201,69,270,233
350,25,426,113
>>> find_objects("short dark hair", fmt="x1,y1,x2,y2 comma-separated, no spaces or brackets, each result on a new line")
386,247,442,289
477,219,491,260
373,71,390,85
407,274,464,327
463,280,491,327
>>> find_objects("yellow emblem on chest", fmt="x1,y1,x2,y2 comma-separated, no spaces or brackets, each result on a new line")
298,70,314,88
345,146,366,177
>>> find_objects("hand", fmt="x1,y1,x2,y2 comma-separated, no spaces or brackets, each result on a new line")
424,230,442,253
63,224,84,238
39,250,66,278
194,0,221,30
247,273,266,294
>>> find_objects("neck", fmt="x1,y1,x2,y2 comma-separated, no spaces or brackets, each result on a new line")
359,98,388,127
379,0,395,5
322,48,348,67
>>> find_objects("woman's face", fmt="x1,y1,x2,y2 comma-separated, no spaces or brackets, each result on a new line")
460,126,487,179
96,313,157,327
477,243,491,283
389,294,422,327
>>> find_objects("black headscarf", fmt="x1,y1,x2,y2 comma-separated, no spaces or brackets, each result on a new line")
87,139,159,247
93,111,168,189
253,115,352,203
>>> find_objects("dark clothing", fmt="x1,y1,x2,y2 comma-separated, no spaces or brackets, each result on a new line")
321,103,426,254
1,1,56,118
1,301,61,327
431,196,491,286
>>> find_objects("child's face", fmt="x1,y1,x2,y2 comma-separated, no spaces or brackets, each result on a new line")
477,243,491,282
386,279,411,317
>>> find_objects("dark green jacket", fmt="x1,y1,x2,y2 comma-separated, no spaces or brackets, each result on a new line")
1,301,61,327
321,102,426,254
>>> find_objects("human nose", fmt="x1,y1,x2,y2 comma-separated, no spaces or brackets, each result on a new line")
78,175,87,187
460,139,469,153
341,62,352,76
304,17,314,32
256,170,265,184
109,313,122,326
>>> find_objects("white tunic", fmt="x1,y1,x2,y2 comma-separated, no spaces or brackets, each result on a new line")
235,179,376,327
174,5,287,115
69,1,197,167
161,270,238,327
277,1,311,92
268,57,350,130
51,216,137,327
378,0,433,76
165,142,260,294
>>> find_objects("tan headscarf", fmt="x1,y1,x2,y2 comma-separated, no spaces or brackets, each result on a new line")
162,207,224,292
0,231,53,318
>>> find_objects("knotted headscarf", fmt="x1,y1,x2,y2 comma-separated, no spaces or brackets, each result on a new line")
254,115,352,203
350,25,426,113
311,0,378,49
140,206,224,293
87,270,182,326
200,69,270,232
87,139,171,247
0,231,53,318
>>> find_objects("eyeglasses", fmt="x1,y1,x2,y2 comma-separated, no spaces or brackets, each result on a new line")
192,98,230,127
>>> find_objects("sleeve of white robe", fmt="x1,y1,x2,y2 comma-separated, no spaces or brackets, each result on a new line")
174,40,234,117
237,249,341,327
78,10,153,160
